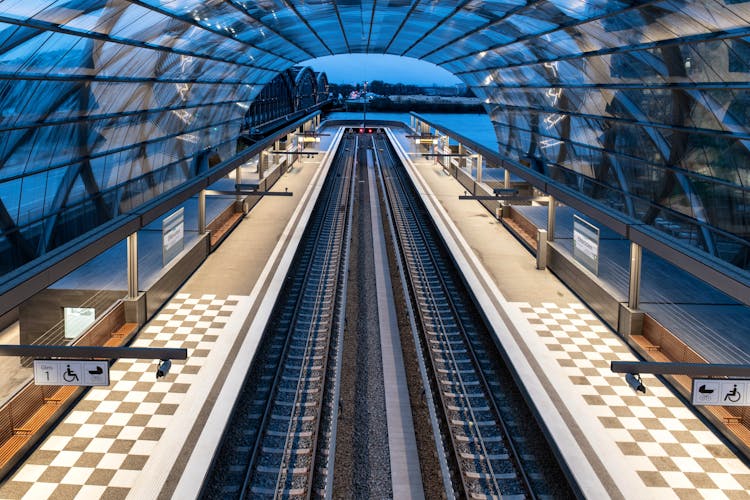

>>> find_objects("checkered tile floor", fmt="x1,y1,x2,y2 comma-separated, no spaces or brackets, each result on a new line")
0,293,240,500
516,301,750,498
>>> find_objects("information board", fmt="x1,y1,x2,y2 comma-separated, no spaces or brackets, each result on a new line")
33,360,110,387
573,215,600,275
692,378,748,406
162,207,184,266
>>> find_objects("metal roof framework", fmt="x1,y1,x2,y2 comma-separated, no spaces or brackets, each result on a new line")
0,0,749,285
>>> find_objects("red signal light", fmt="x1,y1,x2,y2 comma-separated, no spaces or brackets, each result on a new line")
359,128,364,134
368,128,373,133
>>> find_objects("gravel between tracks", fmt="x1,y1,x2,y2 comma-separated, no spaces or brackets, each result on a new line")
332,138,392,499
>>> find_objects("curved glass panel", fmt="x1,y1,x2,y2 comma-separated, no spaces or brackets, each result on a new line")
0,0,748,279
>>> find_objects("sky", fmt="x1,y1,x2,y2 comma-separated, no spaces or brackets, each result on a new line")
302,54,462,86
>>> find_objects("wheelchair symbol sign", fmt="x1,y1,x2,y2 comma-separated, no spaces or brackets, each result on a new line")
33,360,109,386
693,379,748,407
719,380,746,406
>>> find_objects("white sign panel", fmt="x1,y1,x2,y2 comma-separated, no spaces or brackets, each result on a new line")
573,215,600,275
63,307,95,340
162,207,185,266
692,378,748,406
33,360,110,386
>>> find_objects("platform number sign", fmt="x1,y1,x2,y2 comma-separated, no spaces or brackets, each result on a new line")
692,378,747,406
33,360,110,387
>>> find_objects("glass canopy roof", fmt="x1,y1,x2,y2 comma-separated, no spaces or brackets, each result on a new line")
1,0,749,277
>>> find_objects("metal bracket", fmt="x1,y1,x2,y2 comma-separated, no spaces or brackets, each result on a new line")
205,189,293,197
0,345,187,360
611,361,750,377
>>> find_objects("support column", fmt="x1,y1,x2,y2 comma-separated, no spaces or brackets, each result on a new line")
127,233,138,299
504,168,511,189
235,166,242,203
458,144,466,170
547,196,556,242
198,189,206,235
628,242,642,310
536,229,548,270
259,151,267,180
475,154,483,183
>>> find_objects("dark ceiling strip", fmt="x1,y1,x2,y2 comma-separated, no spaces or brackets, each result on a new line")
224,0,316,59
332,1,351,53
279,0,333,55
398,0,474,57
453,25,750,75
0,14,272,72
125,0,298,65
383,0,423,54
436,0,670,66
366,0,378,52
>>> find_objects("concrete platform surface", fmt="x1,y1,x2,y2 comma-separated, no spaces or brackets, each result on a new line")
388,127,750,499
0,129,345,500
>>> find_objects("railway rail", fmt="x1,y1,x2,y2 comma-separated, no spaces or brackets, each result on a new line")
201,132,355,499
374,131,534,499
202,127,571,499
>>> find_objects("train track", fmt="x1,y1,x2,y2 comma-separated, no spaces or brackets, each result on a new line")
374,132,534,499
201,132,355,499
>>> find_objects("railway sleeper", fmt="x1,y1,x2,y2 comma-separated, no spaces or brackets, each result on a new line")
286,354,324,361
255,465,309,475
460,452,510,461
270,414,316,422
281,363,323,372
435,356,472,365
440,378,481,387
278,387,319,395
432,347,467,355
450,419,496,427
251,486,306,497
266,430,313,438
275,400,317,408
262,446,312,455
439,368,475,375
280,375,321,383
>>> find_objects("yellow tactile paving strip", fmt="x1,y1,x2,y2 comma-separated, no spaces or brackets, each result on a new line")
516,301,750,499
0,293,239,500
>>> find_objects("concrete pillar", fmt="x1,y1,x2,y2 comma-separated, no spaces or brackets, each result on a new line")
475,154,483,183
547,196,556,242
628,242,642,310
235,166,242,203
504,168,511,189
127,233,138,299
259,151,267,180
536,229,548,270
458,144,466,170
198,189,206,235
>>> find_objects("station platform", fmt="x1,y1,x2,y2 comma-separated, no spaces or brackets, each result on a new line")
0,124,748,499
386,127,750,498
0,129,345,499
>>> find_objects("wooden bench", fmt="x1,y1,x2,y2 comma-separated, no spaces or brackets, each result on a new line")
43,386,76,405
12,405,58,436
0,435,27,465
112,322,137,339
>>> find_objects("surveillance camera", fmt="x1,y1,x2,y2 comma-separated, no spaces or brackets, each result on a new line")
626,373,646,394
156,359,172,379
